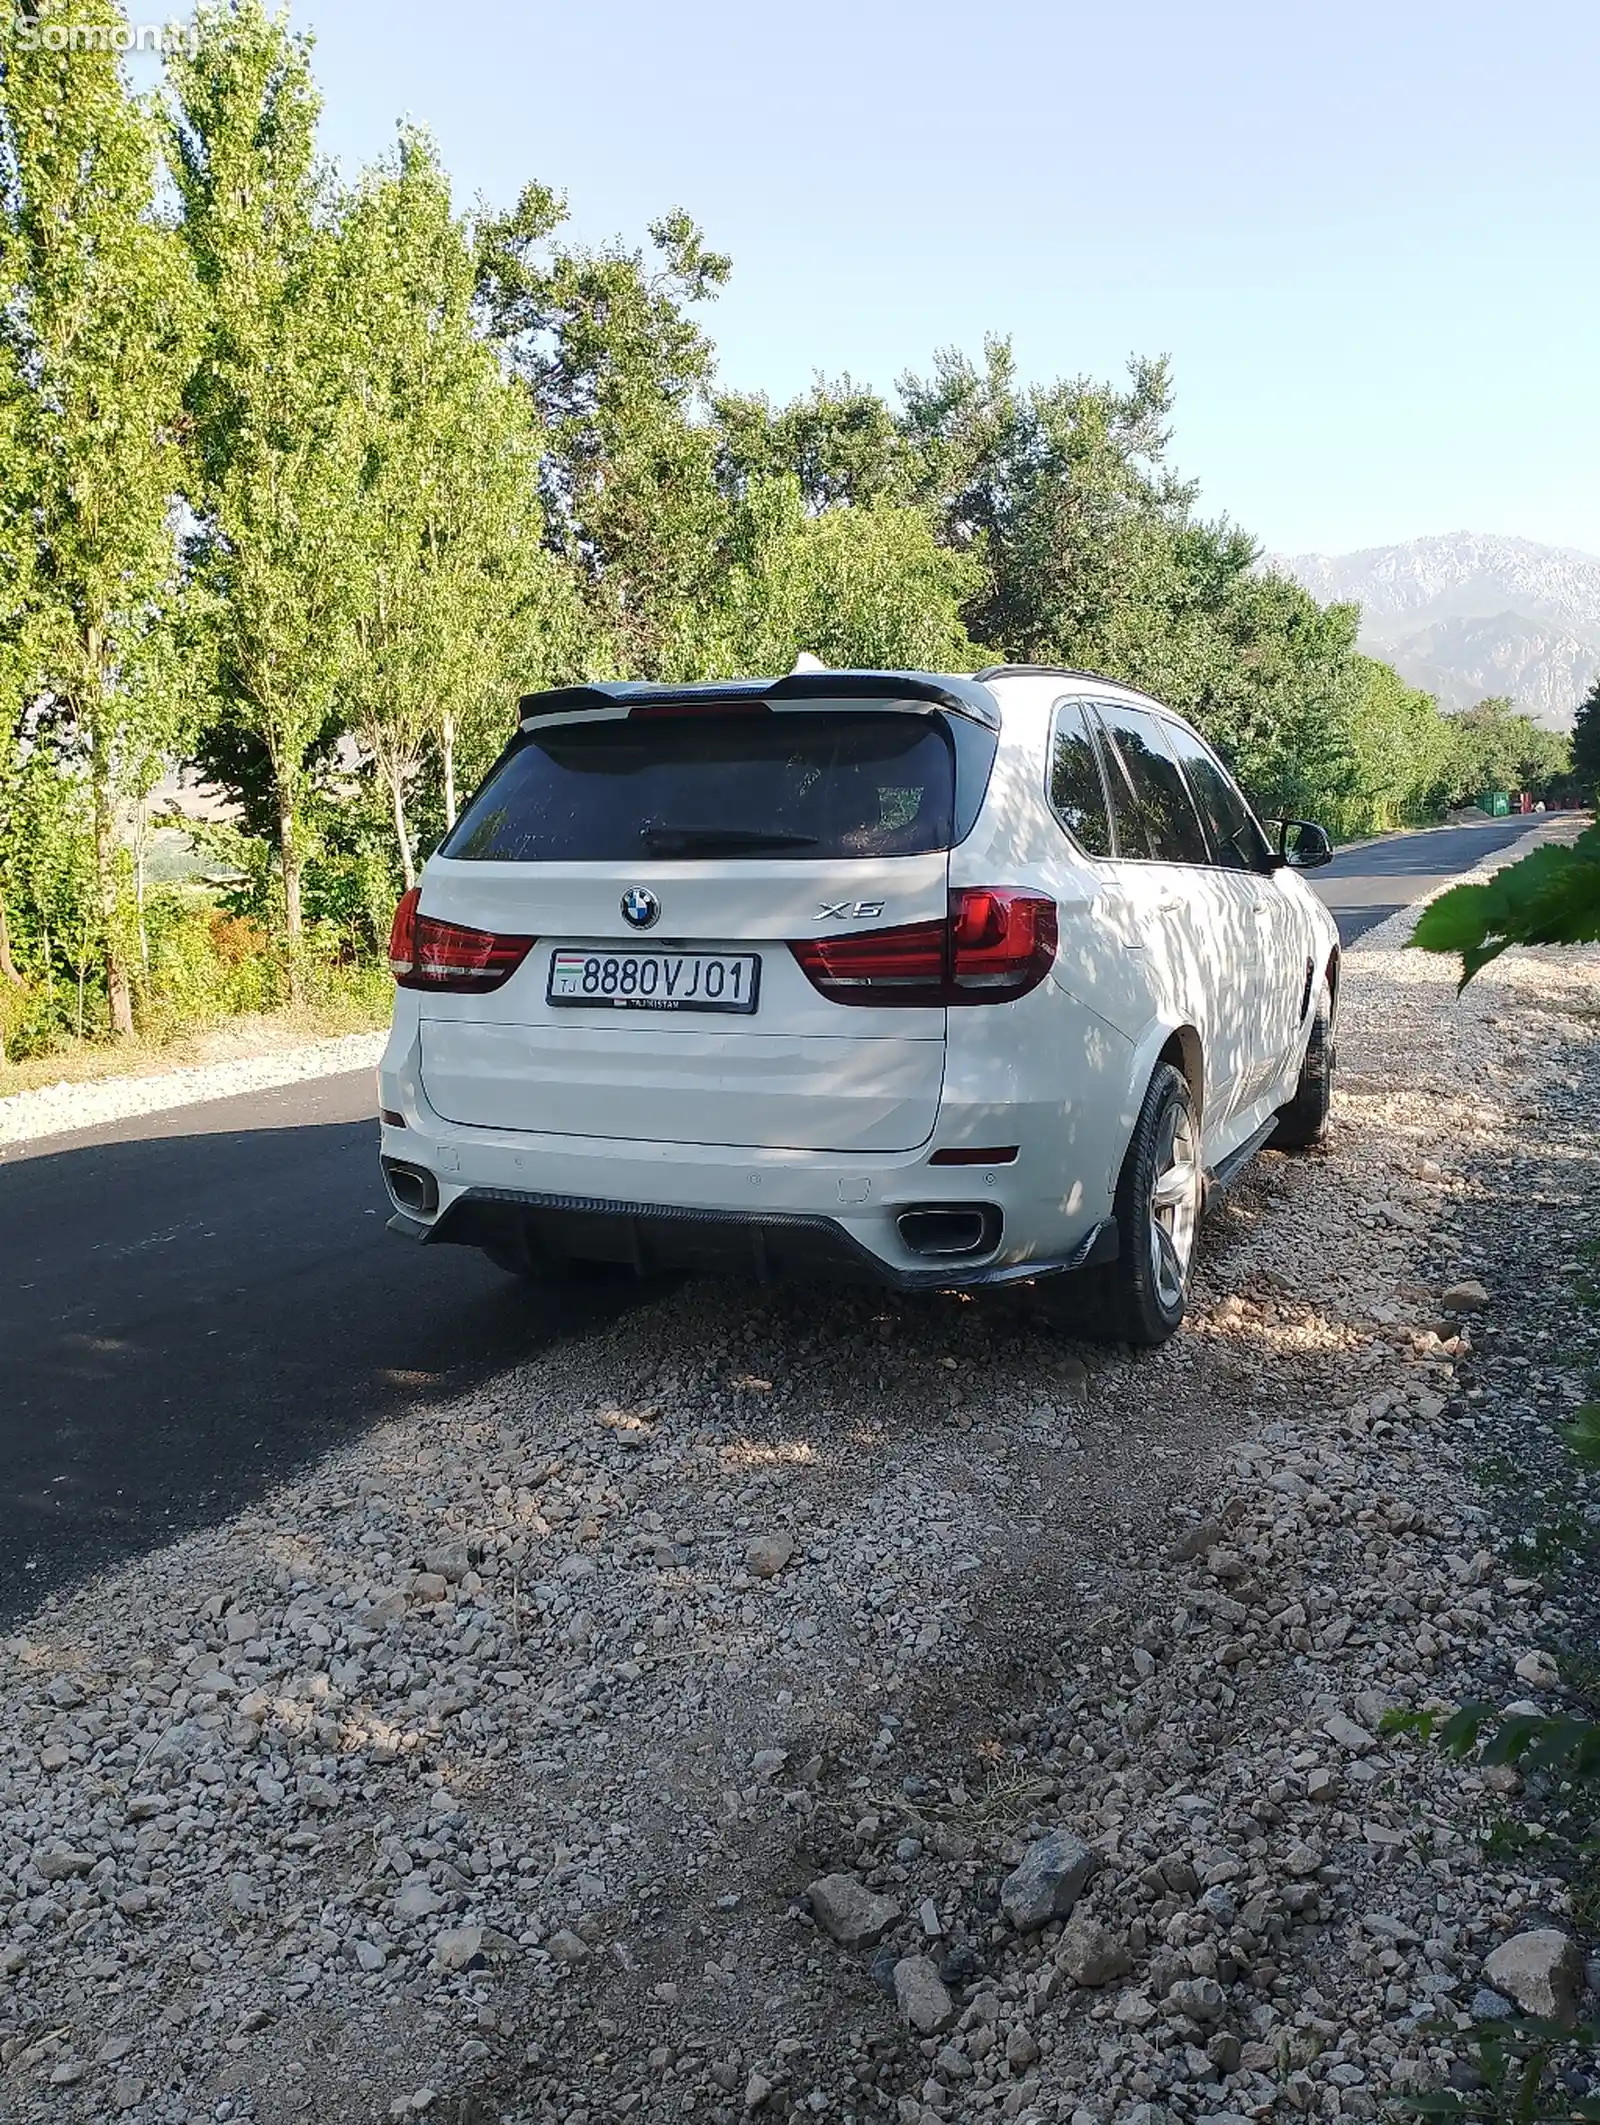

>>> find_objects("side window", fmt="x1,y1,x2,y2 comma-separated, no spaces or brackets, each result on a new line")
1159,720,1275,872
1091,715,1153,858
1095,703,1212,866
1047,701,1113,856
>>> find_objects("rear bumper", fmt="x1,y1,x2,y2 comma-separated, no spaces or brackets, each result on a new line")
378,1016,1124,1285
385,1183,1117,1291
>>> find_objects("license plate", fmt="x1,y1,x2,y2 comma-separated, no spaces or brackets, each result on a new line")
546,948,761,1014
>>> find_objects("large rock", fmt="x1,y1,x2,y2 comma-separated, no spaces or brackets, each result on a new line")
1441,1279,1490,1314
1513,1651,1559,1687
893,1955,956,2034
806,1873,900,1947
1056,1917,1131,1988
745,1534,796,1579
1000,1830,1099,1931
1167,1975,1227,2024
1323,1711,1375,1755
1483,1929,1583,2025
433,1925,483,1972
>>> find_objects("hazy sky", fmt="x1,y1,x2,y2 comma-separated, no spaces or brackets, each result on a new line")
205,0,1599,558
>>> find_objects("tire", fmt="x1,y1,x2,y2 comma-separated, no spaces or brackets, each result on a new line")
1063,1063,1203,1348
1270,983,1333,1150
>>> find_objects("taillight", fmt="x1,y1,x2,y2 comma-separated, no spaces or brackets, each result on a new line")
947,888,1057,996
790,918,948,1005
387,887,535,993
388,887,420,977
790,888,1056,1007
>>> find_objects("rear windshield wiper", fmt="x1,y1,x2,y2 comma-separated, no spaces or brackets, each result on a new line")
640,824,820,855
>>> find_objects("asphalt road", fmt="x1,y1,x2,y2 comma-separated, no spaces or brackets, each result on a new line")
1316,809,1553,944
0,810,1559,1621
0,1080,653,1623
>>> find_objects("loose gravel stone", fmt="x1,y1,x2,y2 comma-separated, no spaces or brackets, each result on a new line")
893,1954,957,2034
1000,1828,1099,1930
807,1873,901,1946
1057,1916,1132,1988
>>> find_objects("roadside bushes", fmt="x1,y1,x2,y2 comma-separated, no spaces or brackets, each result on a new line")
0,890,390,1063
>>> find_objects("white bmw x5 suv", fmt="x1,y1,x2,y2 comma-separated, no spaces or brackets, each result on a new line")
378,665,1339,1344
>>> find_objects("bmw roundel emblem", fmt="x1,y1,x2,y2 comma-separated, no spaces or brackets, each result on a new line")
621,886,660,930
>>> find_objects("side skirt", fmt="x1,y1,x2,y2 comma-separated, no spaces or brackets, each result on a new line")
1203,1114,1281,1210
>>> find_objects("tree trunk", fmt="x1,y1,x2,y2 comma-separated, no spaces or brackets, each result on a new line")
135,793,150,972
442,713,457,831
94,770,134,1038
389,770,416,891
275,771,304,1003
0,891,21,987
0,895,13,1067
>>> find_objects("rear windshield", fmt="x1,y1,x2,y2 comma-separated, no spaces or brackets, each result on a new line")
443,707,991,863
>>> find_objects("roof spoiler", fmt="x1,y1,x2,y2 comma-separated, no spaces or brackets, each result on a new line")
516,670,1001,732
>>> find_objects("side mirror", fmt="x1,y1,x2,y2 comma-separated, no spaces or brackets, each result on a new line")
1277,818,1334,870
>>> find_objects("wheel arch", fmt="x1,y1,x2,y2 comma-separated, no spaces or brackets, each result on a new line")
1323,945,1342,1025
1158,1024,1205,1119
1118,1020,1206,1197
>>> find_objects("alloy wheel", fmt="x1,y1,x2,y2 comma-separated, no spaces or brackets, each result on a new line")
1147,1100,1201,1311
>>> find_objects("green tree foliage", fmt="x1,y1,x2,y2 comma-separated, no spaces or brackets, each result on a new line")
166,0,360,974
1441,696,1569,804
334,129,581,884
0,0,194,1034
1567,674,1600,799
1333,656,1460,835
474,186,731,680
900,339,1184,661
703,477,981,676
715,379,914,512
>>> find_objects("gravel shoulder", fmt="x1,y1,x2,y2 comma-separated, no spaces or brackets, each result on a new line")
3,855,1598,2125
0,1031,386,1146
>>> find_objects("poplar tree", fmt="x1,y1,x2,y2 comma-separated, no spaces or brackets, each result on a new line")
474,188,731,679
166,0,359,977
337,130,578,881
0,0,192,1036
0,335,38,1028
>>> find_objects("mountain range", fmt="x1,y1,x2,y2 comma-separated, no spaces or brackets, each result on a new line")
1269,532,1600,728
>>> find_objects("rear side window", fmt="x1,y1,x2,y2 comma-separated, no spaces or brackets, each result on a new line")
1095,704,1212,866
1048,702,1113,857
444,708,994,863
1158,720,1274,872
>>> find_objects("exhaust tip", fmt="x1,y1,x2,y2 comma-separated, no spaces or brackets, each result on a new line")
896,1204,1001,1260
382,1159,439,1217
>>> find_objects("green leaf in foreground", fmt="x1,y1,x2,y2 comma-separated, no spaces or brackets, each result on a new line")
1411,826,1600,985
1565,1405,1600,1473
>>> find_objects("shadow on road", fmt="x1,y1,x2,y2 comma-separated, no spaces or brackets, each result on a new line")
0,1113,657,1624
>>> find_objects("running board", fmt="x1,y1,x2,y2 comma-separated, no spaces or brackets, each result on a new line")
1205,1115,1280,1206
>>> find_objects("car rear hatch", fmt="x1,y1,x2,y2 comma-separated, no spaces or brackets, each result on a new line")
406,675,1000,1155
